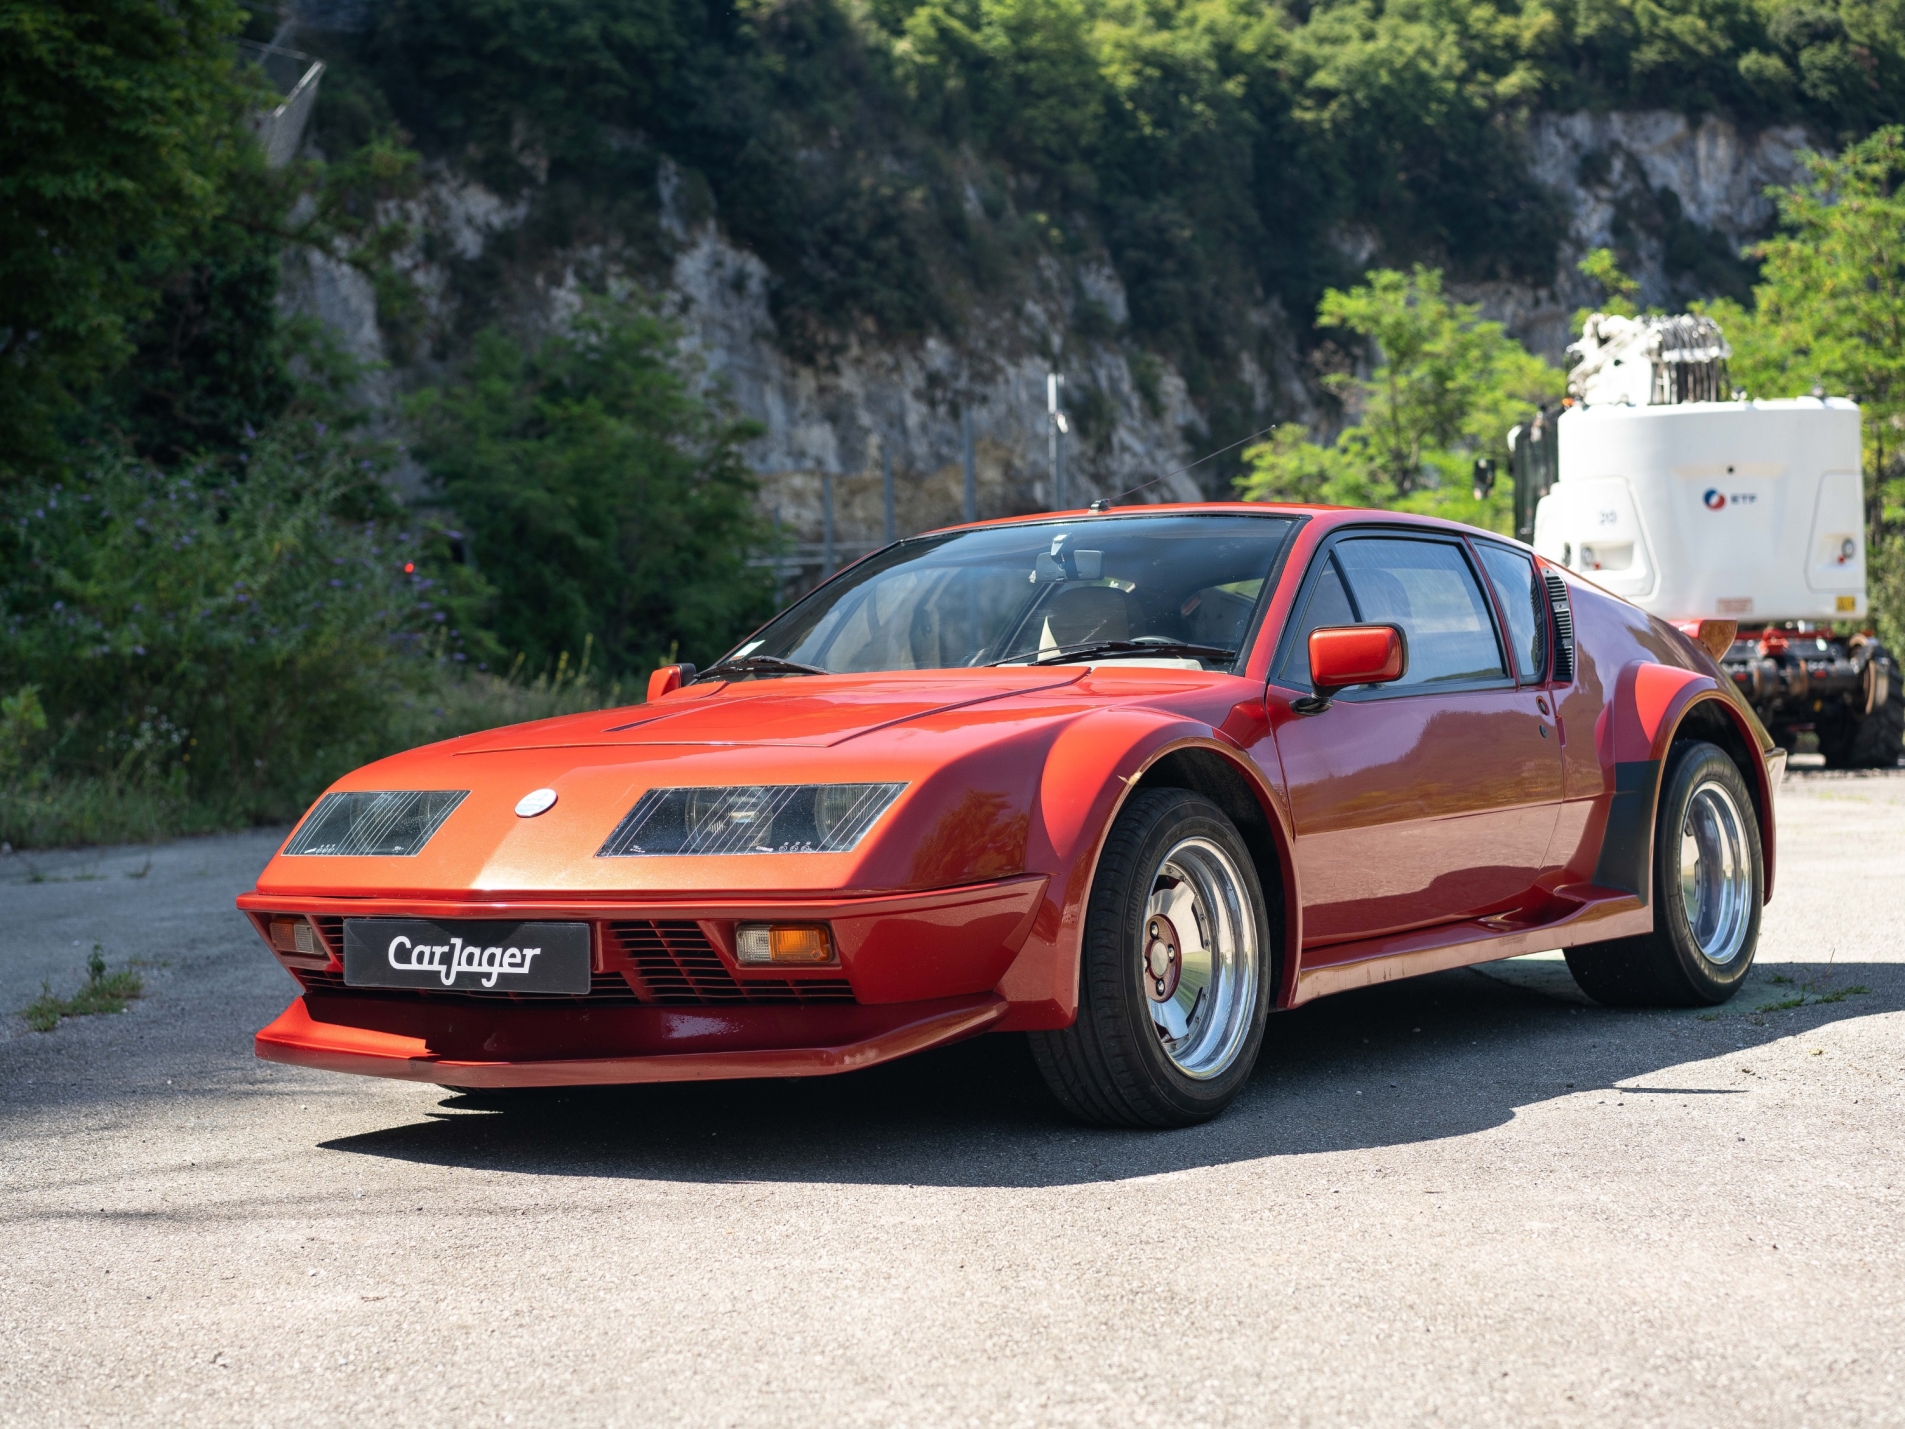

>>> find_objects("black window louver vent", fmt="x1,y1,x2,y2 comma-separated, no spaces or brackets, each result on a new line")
1544,568,1575,683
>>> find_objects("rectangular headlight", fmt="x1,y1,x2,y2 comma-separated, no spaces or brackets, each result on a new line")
282,790,469,857
597,783,905,857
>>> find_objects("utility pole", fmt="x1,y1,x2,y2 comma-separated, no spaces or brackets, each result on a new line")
822,470,835,575
883,447,896,544
961,408,976,524
1047,373,1068,510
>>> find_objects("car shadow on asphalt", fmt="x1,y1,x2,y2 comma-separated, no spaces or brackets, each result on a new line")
318,957,1901,1188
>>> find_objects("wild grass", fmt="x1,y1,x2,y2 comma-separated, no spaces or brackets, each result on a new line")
1756,970,1870,1013
22,946,144,1032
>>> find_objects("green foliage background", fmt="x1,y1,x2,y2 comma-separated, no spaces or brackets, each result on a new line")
1239,265,1564,525
329,0,1905,397
408,302,778,677
5,0,1905,841
0,0,770,843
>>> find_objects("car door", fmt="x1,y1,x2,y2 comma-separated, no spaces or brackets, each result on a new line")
1268,530,1564,947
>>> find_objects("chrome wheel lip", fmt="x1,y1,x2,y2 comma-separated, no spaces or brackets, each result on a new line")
1677,777,1754,967
1139,836,1259,1080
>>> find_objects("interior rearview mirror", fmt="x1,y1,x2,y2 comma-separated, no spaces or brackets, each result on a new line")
1294,625,1407,714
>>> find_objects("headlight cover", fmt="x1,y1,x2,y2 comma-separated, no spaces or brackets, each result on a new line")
597,783,906,857
282,790,470,857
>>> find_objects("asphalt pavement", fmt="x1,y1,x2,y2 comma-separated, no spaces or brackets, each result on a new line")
2,771,1902,1428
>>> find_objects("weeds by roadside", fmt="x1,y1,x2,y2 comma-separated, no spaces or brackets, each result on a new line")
1693,967,1873,1021
22,944,144,1032
1757,970,1870,1013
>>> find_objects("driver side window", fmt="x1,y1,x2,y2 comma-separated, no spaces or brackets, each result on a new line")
1276,536,1511,691
1334,537,1508,688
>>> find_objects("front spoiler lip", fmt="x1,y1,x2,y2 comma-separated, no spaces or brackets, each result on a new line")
254,993,1008,1088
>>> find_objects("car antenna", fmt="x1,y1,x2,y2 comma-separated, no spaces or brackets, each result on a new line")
1088,423,1278,513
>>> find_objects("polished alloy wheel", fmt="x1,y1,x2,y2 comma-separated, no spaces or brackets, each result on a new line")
1140,836,1260,1079
1677,778,1753,966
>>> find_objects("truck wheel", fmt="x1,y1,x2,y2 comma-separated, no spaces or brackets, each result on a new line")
1565,741,1763,1007
1845,646,1904,768
1029,789,1273,1128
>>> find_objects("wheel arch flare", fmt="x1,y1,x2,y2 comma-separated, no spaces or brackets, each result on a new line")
1593,659,1778,905
998,712,1300,1026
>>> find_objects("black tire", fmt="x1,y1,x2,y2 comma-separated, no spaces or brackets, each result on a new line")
1846,646,1905,769
1565,741,1763,1007
1029,789,1273,1128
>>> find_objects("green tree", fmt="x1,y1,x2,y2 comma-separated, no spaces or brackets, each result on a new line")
1708,128,1905,537
0,0,256,474
409,300,778,678
1576,246,1643,324
1705,125,1905,647
1239,267,1561,526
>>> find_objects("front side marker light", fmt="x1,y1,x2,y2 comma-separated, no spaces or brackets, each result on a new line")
736,924,836,966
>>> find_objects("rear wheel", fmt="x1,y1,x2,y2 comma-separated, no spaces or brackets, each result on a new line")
1030,789,1273,1127
1565,741,1763,1007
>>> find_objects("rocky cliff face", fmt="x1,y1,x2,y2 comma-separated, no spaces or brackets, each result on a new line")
283,110,1821,571
1455,110,1814,362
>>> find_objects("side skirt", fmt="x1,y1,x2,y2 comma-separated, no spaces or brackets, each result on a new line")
1290,885,1652,1005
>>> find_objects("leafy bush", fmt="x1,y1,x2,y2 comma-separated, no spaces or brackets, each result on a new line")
408,299,779,678
0,424,470,819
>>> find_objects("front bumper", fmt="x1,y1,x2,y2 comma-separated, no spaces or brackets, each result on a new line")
240,875,1049,1084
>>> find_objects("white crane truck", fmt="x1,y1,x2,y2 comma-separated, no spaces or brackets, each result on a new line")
1525,312,1902,768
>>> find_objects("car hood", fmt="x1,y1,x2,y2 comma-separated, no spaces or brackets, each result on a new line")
253,668,1130,899
449,668,1089,751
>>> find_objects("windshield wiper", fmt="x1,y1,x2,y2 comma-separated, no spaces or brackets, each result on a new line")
693,654,830,682
991,639,1237,668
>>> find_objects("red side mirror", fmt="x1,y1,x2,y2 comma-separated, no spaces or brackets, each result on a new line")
646,663,697,701
1297,625,1406,713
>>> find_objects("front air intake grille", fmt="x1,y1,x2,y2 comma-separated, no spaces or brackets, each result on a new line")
1544,568,1576,683
293,967,647,1006
288,919,855,1006
607,921,855,1005
310,916,344,959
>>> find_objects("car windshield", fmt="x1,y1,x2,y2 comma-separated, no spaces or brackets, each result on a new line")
723,514,1298,676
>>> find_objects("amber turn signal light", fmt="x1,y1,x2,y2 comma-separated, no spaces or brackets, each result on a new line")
735,923,836,966
269,916,320,956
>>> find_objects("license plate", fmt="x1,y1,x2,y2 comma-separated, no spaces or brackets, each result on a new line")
342,919,592,995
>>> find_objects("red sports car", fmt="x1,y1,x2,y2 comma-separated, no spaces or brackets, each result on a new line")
241,504,1781,1126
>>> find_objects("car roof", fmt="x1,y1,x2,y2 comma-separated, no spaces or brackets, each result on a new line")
912,501,1503,543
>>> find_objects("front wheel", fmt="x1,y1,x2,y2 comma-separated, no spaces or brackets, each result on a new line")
1565,740,1763,1007
1030,789,1273,1127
